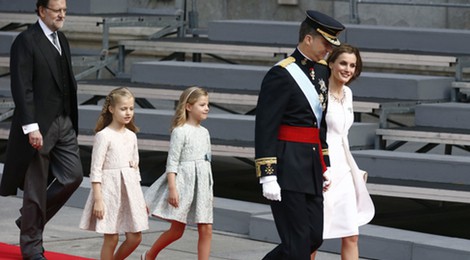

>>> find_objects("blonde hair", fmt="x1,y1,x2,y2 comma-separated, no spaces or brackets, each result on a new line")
171,86,208,131
95,87,139,133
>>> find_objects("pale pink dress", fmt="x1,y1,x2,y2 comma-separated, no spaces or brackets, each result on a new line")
79,127,149,233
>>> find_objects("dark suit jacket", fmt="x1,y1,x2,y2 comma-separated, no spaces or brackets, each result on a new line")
0,22,79,196
255,49,330,196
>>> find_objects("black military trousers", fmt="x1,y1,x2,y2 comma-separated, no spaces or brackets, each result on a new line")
263,190,324,260
19,115,83,258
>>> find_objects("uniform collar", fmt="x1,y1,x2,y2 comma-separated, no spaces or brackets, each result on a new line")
294,48,315,68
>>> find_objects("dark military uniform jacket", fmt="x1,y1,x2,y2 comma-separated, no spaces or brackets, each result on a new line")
255,48,330,196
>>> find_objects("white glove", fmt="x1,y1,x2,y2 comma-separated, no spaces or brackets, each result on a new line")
261,179,281,201
323,168,332,192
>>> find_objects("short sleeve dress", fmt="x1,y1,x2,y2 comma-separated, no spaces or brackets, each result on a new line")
79,127,149,234
145,123,213,224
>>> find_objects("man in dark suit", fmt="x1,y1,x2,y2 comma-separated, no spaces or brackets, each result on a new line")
0,0,83,259
255,10,345,260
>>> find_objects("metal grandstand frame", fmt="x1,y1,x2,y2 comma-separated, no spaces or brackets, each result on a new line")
348,0,470,82
91,0,196,79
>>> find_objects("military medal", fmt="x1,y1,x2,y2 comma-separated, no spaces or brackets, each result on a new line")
309,68,315,80
319,79,327,110
319,79,327,93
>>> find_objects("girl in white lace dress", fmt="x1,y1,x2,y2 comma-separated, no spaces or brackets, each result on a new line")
79,87,148,260
143,86,213,260
311,45,375,260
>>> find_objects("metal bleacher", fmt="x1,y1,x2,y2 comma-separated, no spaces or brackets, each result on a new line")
117,17,469,128
121,19,465,72
115,15,470,210
1,0,469,178
377,102,470,153
163,14,470,202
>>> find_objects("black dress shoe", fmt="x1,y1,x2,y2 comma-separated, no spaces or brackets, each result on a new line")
25,253,47,260
17,218,46,256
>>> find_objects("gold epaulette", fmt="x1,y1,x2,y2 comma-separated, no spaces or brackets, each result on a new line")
255,157,277,177
317,60,327,65
322,149,329,156
278,56,295,68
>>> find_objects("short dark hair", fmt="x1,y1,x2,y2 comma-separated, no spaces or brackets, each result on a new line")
327,44,363,84
35,0,49,16
298,20,320,43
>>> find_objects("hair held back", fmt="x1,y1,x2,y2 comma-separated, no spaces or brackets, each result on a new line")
95,87,139,133
171,86,208,131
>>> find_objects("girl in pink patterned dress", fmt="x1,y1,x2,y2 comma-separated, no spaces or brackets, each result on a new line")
143,86,213,260
79,87,148,260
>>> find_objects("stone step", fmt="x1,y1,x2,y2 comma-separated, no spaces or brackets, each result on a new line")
366,182,470,204
0,32,19,55
62,176,468,260
77,79,385,115
78,105,255,144
415,102,470,130
131,61,453,101
208,20,470,56
65,174,470,260
250,212,470,260
208,20,298,46
350,72,453,100
131,61,267,93
118,37,456,68
375,126,470,153
352,150,470,186
348,122,378,149
78,105,376,149
345,24,470,56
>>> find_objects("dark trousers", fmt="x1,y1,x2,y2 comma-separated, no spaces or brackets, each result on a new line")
19,115,83,258
263,190,324,260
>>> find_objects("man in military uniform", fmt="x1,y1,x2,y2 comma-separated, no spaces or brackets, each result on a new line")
255,10,345,260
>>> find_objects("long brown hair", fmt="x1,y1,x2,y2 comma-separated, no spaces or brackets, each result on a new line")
95,87,139,133
171,86,208,131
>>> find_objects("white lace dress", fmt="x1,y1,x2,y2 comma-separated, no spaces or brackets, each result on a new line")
79,127,149,234
145,123,213,224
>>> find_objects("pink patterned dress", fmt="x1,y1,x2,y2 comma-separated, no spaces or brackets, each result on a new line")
79,127,149,233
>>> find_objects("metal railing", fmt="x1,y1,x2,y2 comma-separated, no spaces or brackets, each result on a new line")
349,0,470,24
